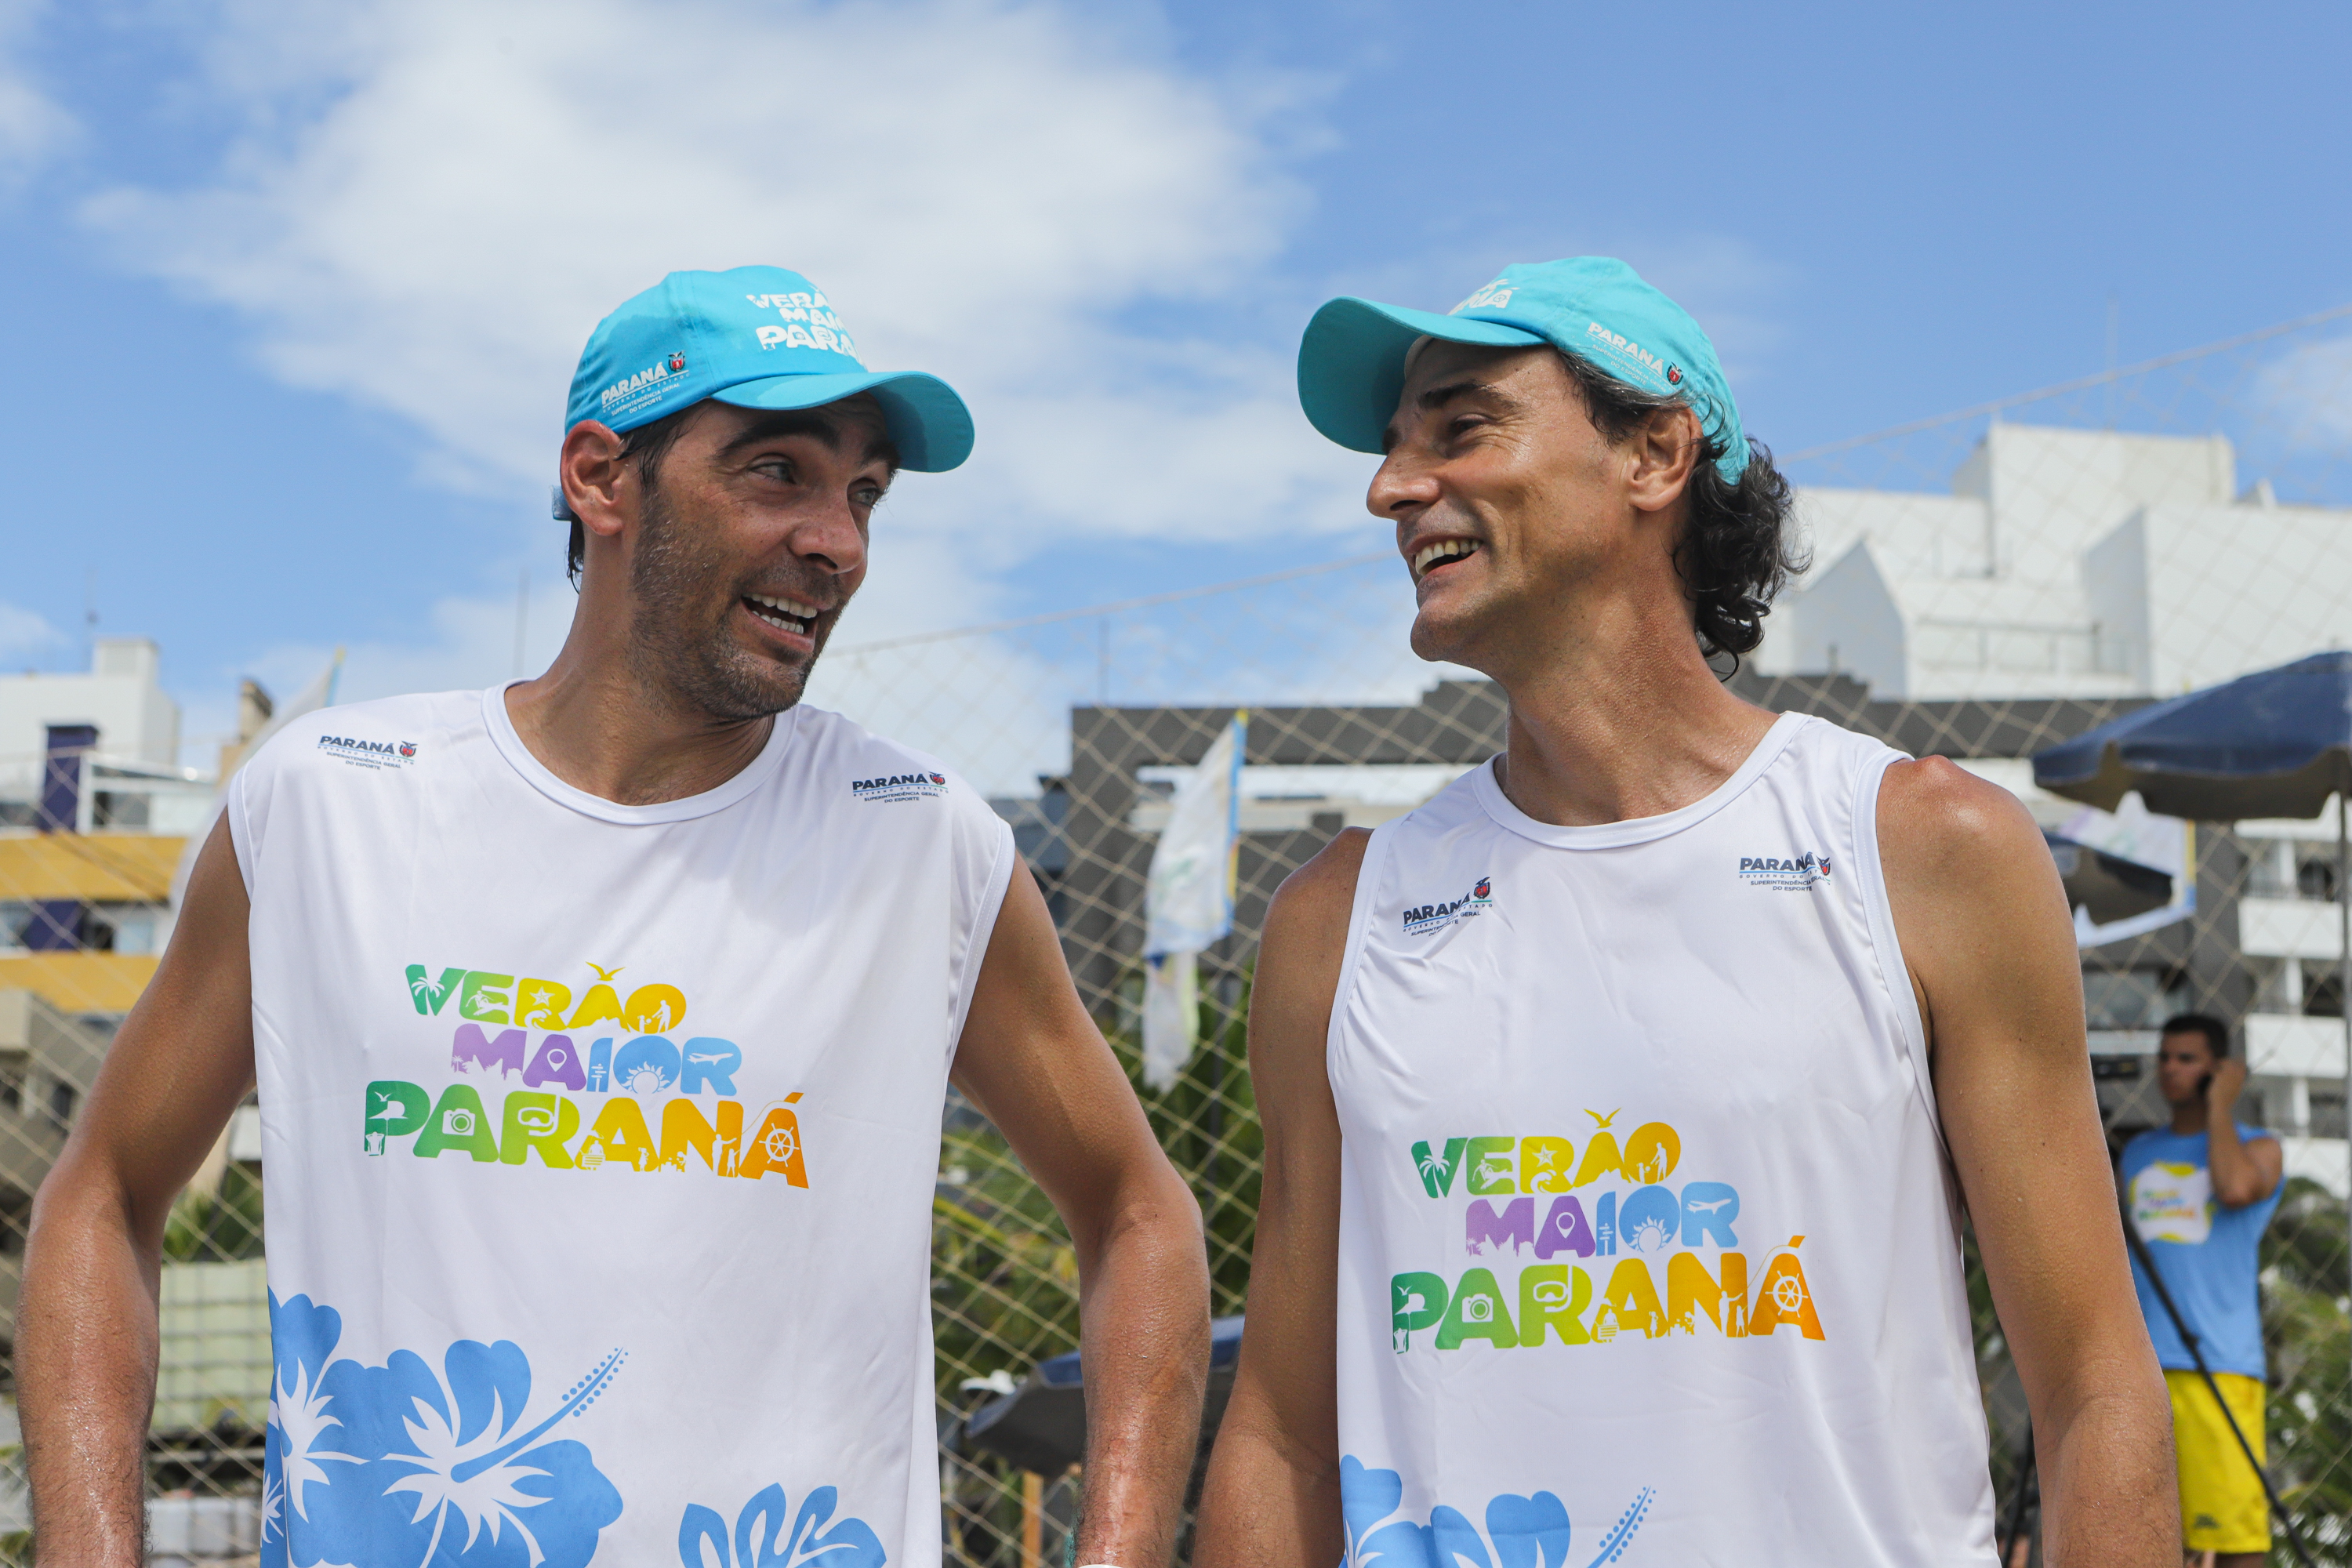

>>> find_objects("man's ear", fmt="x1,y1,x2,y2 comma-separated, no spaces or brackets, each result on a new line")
560,421,633,543
1625,405,1703,515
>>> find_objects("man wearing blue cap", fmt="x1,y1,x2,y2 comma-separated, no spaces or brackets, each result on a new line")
1199,260,2174,1564
20,267,1209,1568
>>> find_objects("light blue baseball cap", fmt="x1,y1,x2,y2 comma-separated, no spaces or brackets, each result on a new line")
564,264,973,471
1297,256,1748,483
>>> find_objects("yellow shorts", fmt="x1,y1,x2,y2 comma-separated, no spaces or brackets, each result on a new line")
2166,1368,2270,1554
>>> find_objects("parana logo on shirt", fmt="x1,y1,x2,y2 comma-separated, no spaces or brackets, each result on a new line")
317,734,417,770
1738,850,1830,890
851,770,948,803
372,960,809,1185
1402,875,1494,935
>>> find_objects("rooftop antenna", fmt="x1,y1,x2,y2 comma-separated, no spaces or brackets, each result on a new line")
83,568,96,670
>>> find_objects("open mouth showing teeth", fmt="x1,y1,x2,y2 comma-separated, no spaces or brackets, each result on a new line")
1412,539,1480,578
745,593,821,637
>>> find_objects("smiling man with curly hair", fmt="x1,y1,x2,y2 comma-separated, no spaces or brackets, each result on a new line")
1199,257,2177,1566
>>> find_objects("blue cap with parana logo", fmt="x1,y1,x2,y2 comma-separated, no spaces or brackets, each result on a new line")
1297,256,1748,483
564,265,973,471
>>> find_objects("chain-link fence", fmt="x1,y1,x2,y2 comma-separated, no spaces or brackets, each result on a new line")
2,301,2352,1565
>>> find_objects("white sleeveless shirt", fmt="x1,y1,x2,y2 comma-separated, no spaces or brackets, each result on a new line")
230,686,1014,1568
1328,713,1994,1566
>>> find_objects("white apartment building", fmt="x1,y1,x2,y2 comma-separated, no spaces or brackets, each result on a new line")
1758,423,2350,702
0,639,209,833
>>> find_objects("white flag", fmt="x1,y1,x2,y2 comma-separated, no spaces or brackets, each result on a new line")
1142,712,1245,1090
1142,951,1200,1093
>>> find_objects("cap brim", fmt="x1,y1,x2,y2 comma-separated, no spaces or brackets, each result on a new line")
713,370,975,473
1298,299,1545,453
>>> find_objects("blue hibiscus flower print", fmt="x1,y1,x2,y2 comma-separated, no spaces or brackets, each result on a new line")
1339,1455,1653,1568
262,1291,626,1568
677,1481,887,1568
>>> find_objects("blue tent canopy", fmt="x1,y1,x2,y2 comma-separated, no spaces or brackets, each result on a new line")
2033,651,2352,820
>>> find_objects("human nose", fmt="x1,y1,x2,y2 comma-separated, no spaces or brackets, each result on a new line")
794,492,869,578
1367,445,1440,521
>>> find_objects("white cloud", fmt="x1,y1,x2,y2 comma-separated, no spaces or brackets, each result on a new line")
93,0,1392,770
0,601,58,659
91,0,1802,789
0,0,71,186
84,0,1364,547
2253,332,2352,447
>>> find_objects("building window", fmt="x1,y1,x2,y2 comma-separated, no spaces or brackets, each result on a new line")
2299,856,2339,902
2310,1087,2348,1142
2306,971,2345,1019
79,911,117,953
92,790,151,829
47,1081,76,1129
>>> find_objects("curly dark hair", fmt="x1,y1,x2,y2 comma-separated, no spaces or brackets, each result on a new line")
1553,351,1805,666
564,405,697,587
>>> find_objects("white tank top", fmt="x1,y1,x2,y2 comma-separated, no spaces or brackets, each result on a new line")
1328,713,1994,1566
230,685,1014,1568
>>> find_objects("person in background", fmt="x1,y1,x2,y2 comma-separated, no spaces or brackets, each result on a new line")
2122,1013,2285,1566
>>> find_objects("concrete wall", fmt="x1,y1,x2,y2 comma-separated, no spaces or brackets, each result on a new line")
1779,541,1909,696
2130,502,2352,695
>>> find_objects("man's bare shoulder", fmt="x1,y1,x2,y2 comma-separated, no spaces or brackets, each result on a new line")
1265,828,1372,939
1875,755,2076,1015
1877,754,2049,881
1250,831,1370,1073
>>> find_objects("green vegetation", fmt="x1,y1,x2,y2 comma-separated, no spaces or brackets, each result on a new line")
162,1162,265,1263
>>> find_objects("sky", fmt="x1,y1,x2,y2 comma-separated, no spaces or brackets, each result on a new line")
1,0,2347,764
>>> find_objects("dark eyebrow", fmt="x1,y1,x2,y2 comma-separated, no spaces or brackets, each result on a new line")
1380,377,1516,452
1419,377,1502,412
717,410,900,475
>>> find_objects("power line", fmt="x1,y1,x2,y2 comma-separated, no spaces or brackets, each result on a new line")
1784,299,2352,463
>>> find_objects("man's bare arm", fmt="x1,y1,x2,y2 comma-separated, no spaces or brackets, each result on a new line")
20,818,258,1566
1192,831,1363,1568
953,864,1210,1568
1881,760,2175,1567
2201,1059,2282,1207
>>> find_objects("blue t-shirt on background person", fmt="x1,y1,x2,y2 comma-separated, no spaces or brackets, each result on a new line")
2122,1123,2285,1378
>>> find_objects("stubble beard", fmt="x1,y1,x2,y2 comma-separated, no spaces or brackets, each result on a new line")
625,482,821,724
1408,579,1500,671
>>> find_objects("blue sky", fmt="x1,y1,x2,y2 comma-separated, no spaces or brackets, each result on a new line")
2,0,2347,761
